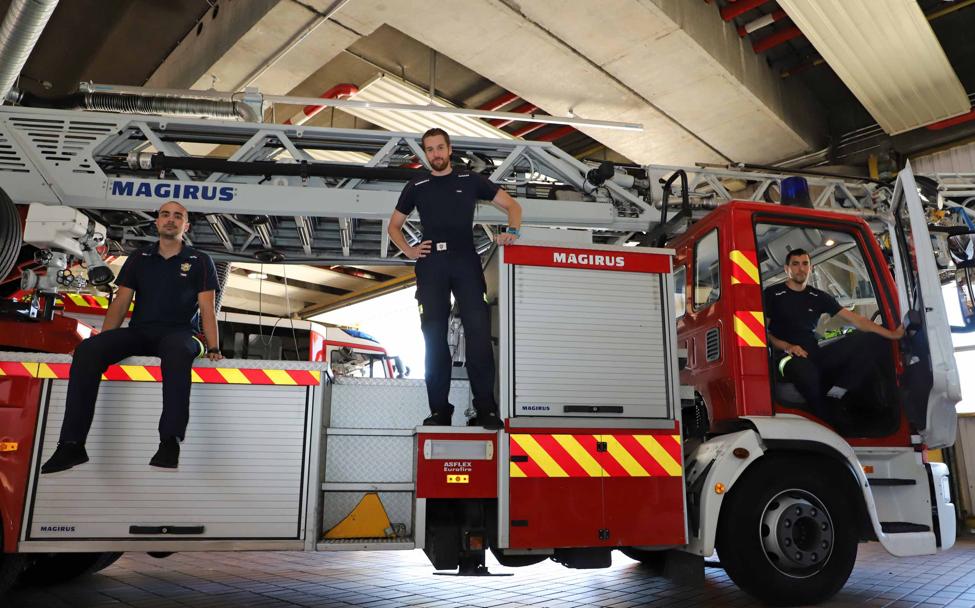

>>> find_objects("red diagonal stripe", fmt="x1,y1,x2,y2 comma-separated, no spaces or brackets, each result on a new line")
737,311,766,339
144,366,163,381
509,436,548,478
0,362,28,376
656,434,683,465
46,363,71,378
240,368,271,384
533,434,589,477
193,367,227,383
585,435,628,477
616,434,669,477
287,370,318,385
102,365,129,381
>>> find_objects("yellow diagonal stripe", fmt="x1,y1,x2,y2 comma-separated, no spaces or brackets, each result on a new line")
36,363,59,379
264,369,297,385
553,434,602,477
0,368,6,376
731,276,741,285
509,462,527,478
749,310,765,325
309,371,321,383
730,250,760,284
120,365,155,382
190,370,204,383
93,296,109,307
20,362,39,377
734,314,766,347
512,435,568,477
67,293,87,306
603,435,650,477
217,368,250,384
634,435,682,476
672,434,682,445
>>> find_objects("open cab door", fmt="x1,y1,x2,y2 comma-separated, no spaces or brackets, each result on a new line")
890,162,961,448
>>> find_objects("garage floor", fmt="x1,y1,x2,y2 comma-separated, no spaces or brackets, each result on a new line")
7,536,975,608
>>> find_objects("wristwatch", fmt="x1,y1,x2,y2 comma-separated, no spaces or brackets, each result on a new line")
505,226,521,237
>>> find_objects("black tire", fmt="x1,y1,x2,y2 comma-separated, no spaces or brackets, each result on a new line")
18,552,123,586
0,553,27,598
716,457,858,606
618,548,666,572
0,188,22,283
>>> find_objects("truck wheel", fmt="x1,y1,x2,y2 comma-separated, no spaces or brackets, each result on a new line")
18,552,123,586
0,553,27,597
0,188,21,283
716,458,858,606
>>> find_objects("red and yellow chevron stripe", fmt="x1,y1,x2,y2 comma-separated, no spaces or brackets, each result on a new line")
13,291,134,312
733,310,767,347
509,433,682,478
729,250,760,286
0,361,320,385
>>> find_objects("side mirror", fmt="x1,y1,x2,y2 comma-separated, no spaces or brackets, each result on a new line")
948,232,975,267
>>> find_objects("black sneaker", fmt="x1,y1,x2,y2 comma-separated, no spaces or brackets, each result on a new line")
423,407,453,426
149,437,180,469
468,411,503,430
40,442,89,474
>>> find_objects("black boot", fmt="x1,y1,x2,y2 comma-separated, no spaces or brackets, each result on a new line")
150,437,180,469
40,442,89,474
423,405,454,426
468,410,503,430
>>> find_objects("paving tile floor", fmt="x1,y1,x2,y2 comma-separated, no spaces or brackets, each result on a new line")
7,536,975,608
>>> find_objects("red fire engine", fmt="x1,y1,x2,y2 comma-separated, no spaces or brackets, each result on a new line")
0,101,968,606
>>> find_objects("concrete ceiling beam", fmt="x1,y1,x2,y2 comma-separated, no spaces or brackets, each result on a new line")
147,0,371,95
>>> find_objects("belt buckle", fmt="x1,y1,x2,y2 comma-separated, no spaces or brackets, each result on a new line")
436,242,447,251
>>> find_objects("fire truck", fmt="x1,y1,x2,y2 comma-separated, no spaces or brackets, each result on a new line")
0,96,970,606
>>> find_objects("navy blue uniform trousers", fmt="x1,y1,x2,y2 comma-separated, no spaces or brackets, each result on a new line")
415,249,496,416
60,326,199,443
775,331,887,419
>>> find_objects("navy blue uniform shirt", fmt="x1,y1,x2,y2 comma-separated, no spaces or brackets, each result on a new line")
116,242,219,333
763,283,842,354
395,170,500,252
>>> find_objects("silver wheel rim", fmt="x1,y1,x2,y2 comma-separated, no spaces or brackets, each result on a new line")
759,489,834,578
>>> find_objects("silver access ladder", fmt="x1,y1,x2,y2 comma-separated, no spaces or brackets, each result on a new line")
0,106,652,264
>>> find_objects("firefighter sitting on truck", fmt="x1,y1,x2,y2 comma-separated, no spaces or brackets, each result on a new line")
764,248,905,422
387,128,522,430
41,201,223,474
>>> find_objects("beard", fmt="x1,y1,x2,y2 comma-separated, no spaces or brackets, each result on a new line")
431,157,449,171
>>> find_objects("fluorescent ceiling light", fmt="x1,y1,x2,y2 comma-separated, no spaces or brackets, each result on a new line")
777,0,970,135
263,74,642,133
344,74,515,140
247,272,268,280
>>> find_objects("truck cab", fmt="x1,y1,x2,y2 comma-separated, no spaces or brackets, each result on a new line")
671,171,960,449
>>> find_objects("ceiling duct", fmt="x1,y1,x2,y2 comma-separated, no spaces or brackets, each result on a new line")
0,0,59,103
777,0,970,135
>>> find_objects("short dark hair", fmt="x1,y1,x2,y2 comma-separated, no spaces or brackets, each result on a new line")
421,128,450,148
785,248,810,264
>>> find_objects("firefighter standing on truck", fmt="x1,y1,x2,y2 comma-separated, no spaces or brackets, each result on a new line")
387,128,522,429
41,201,223,474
